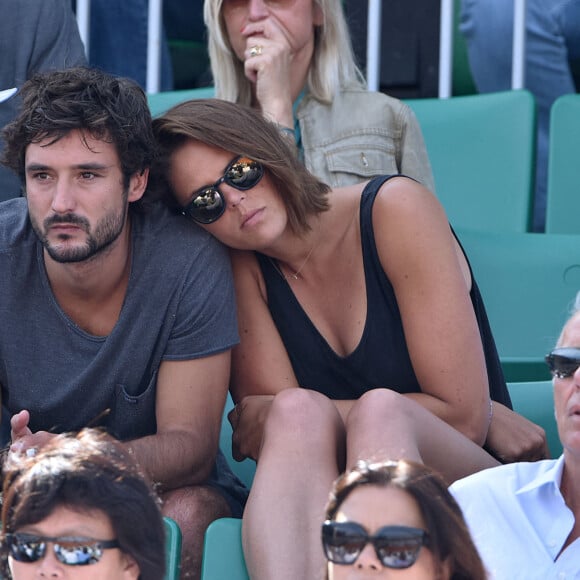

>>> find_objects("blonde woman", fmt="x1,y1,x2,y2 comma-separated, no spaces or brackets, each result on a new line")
203,0,435,192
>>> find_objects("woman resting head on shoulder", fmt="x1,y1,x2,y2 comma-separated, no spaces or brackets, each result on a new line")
0,429,166,580
151,97,544,580
323,459,487,580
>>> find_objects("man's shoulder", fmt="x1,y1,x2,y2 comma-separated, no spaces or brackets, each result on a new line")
132,203,213,244
0,198,32,249
130,203,228,269
450,458,560,498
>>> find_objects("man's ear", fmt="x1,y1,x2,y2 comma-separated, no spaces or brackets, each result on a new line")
127,168,149,202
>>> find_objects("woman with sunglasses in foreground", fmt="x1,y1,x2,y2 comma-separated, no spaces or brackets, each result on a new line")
0,429,165,580
450,297,580,578
323,459,486,579
152,98,546,579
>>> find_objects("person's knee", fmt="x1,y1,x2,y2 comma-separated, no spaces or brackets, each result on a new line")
265,388,339,443
347,388,409,431
162,485,231,528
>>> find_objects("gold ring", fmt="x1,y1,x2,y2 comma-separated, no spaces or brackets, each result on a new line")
249,45,263,58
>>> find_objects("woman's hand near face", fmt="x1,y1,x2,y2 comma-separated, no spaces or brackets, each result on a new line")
242,19,295,128
486,402,550,462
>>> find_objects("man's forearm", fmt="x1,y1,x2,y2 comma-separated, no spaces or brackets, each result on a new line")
125,430,217,491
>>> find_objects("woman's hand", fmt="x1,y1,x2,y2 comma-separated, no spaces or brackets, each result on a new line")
228,395,274,462
485,402,550,462
242,19,294,127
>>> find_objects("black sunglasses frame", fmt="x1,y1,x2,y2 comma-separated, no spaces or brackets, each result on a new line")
180,156,264,225
321,521,430,569
545,346,580,379
5,533,120,566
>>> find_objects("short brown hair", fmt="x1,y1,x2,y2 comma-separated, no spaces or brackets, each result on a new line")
151,98,330,234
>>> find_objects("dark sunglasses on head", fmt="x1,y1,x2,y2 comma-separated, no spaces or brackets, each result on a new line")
4,533,120,566
180,156,264,224
322,521,430,569
545,346,580,378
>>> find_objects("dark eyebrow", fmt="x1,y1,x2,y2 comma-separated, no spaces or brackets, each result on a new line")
25,163,113,173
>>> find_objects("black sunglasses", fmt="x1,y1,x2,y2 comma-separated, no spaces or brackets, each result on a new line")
4,533,120,566
322,521,430,569
180,156,264,224
545,346,580,378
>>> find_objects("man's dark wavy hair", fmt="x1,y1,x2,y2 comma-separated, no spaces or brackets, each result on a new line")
1,67,156,212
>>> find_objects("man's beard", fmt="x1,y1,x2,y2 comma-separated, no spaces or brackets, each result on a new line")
32,193,129,264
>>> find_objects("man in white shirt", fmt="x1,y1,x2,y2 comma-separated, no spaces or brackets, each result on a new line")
450,304,580,579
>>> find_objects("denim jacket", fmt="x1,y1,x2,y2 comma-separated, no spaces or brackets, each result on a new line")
296,88,435,193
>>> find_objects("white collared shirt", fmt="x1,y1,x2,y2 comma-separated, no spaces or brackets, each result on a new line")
450,456,579,580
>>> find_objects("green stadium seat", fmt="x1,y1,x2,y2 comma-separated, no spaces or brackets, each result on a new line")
545,94,580,234
164,517,182,580
201,517,249,580
457,227,580,381
405,90,536,233
147,87,216,117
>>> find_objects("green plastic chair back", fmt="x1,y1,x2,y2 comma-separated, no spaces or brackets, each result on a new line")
147,86,216,117
545,94,580,234
507,380,562,457
220,393,256,489
164,517,182,580
405,90,536,233
201,517,249,580
452,0,477,96
457,227,580,382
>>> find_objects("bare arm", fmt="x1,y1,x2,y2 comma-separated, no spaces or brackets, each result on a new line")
373,177,490,444
126,351,231,490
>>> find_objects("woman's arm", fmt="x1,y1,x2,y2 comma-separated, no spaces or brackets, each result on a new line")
373,177,490,444
228,249,302,461
229,249,300,402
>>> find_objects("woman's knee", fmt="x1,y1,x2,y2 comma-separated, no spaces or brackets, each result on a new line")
264,388,342,443
347,388,412,431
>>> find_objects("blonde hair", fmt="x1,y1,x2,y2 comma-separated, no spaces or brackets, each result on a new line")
203,0,365,105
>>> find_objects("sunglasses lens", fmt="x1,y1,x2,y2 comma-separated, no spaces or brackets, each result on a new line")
187,187,225,224
376,537,423,569
55,542,103,566
8,537,45,563
225,158,264,190
546,348,580,378
322,522,366,565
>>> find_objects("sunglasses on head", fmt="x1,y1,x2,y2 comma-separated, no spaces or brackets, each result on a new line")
180,156,264,224
545,346,580,378
4,533,120,566
322,521,430,569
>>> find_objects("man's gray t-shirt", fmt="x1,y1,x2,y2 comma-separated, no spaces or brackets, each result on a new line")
0,198,239,440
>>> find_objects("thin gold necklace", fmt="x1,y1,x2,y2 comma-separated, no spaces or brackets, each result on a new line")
269,244,315,281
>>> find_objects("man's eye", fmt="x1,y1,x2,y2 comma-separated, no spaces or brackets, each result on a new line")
33,172,50,180
80,172,97,179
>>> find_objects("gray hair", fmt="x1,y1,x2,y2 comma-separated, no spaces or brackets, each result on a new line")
203,0,365,105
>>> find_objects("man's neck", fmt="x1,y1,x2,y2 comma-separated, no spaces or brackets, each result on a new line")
43,221,133,335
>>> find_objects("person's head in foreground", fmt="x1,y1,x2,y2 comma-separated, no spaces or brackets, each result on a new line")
322,459,487,580
151,98,330,240
545,294,580,457
0,429,165,580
